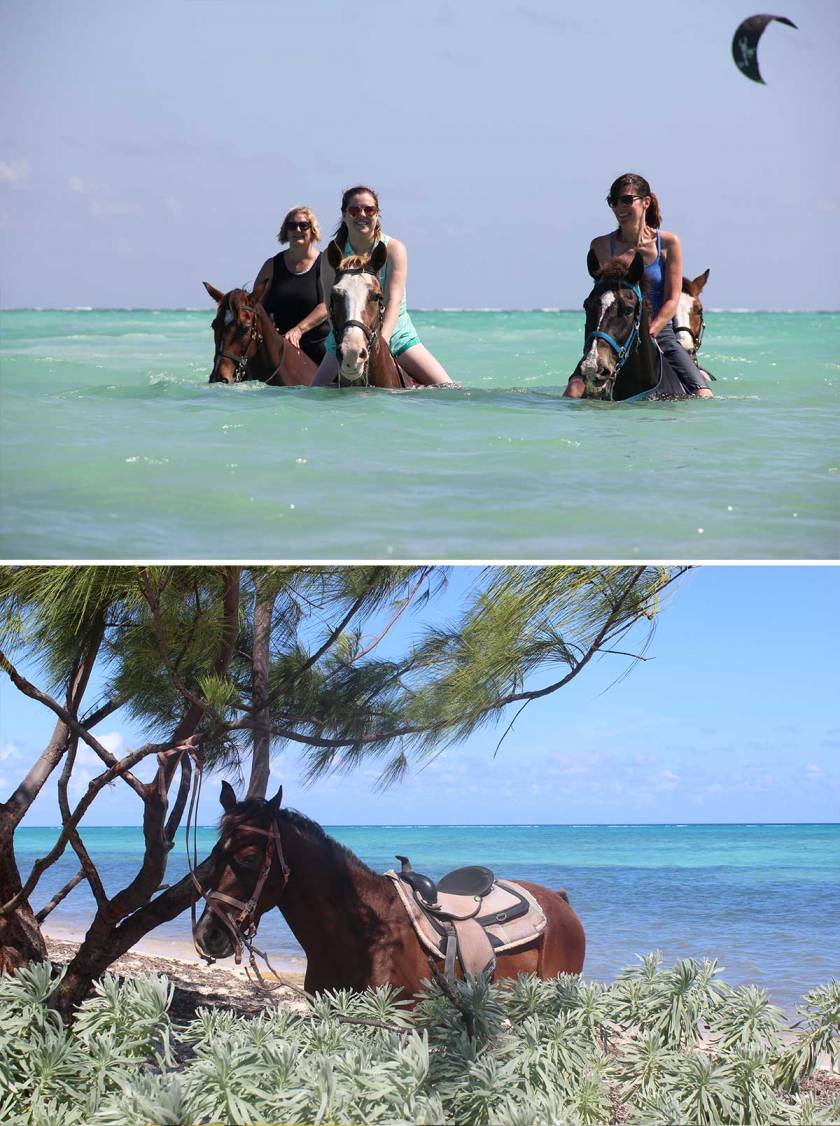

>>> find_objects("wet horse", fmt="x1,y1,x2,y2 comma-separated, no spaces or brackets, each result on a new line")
564,251,687,401
675,269,714,384
193,785,586,996
326,241,421,389
203,281,316,386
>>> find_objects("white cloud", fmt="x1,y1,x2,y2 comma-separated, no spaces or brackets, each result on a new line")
0,158,29,186
99,731,125,754
68,175,142,217
69,174,95,194
0,742,20,761
163,195,183,218
650,769,680,792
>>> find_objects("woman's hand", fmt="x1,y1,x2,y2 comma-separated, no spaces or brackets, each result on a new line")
284,326,303,349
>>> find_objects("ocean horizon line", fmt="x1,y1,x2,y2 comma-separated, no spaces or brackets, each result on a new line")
3,305,839,316
19,820,840,831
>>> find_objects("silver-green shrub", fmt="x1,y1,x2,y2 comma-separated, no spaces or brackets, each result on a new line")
0,957,837,1125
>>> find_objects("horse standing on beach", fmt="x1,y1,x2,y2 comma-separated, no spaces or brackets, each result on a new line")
564,251,688,402
326,241,421,389
193,785,585,996
203,281,316,386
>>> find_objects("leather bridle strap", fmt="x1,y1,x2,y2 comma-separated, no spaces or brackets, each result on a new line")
194,819,290,964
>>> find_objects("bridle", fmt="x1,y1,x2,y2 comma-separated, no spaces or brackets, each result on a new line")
673,303,705,357
584,279,644,396
213,298,264,383
192,816,290,965
332,267,385,387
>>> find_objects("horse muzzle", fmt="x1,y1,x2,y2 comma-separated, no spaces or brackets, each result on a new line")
193,911,236,960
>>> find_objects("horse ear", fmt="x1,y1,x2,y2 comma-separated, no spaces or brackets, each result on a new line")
627,251,645,285
586,249,601,279
368,241,387,274
327,240,343,269
267,785,283,812
204,281,225,304
251,278,268,306
220,781,237,812
691,268,710,295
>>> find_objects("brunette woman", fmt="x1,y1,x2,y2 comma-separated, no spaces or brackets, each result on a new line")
586,173,713,398
312,185,453,387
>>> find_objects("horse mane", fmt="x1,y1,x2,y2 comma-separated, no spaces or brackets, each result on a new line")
595,256,649,292
337,254,380,278
221,801,378,878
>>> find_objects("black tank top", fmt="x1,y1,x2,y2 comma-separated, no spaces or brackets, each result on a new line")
262,251,328,362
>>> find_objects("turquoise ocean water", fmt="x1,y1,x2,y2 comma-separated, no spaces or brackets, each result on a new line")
1,310,838,559
16,823,839,1012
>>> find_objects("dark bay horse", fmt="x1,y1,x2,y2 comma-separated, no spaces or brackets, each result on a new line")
564,251,687,402
193,785,586,996
203,281,316,386
326,241,421,389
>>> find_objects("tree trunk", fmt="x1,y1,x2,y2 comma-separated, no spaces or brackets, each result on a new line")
50,856,213,1021
0,822,46,971
247,576,276,799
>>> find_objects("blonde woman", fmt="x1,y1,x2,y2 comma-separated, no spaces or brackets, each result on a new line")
253,206,329,363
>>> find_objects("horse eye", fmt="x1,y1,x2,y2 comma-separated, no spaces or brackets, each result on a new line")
237,851,260,869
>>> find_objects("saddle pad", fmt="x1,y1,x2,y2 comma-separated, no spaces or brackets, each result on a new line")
386,871,547,972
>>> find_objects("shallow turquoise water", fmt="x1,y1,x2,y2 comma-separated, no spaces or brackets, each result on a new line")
1,310,838,559
17,822,840,1011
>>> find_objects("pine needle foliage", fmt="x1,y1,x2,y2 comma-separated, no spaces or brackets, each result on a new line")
1,957,838,1125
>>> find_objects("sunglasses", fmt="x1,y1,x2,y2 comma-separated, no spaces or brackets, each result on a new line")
607,193,643,207
346,204,378,218
286,220,311,232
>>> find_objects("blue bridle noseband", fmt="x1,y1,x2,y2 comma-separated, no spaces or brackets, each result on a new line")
585,279,644,375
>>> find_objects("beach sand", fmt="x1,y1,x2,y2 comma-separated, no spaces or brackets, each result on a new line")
44,933,307,1022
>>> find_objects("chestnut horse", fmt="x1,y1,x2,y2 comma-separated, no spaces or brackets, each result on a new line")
564,251,687,401
193,785,586,996
326,241,421,389
675,269,715,384
203,281,316,386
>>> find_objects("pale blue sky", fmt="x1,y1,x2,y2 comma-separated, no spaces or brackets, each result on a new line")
2,0,838,310
2,566,838,826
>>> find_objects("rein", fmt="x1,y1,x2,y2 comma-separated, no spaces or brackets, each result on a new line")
186,765,290,965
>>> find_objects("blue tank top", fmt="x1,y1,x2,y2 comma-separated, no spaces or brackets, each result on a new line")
610,229,665,313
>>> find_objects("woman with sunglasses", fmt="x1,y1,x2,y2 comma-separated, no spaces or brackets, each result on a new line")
313,185,453,386
585,173,713,398
253,206,329,364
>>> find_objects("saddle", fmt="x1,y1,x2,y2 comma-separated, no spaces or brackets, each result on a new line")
387,855,547,982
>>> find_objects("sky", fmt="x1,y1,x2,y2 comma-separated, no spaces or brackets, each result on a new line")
1,0,839,311
2,565,838,826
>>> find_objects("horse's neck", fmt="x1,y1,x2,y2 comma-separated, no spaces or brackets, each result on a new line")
277,816,385,953
614,318,658,400
370,338,403,389
254,307,288,384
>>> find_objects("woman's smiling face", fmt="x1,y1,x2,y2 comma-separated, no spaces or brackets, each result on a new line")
344,191,379,237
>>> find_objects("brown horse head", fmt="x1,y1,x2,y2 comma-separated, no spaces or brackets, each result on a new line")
674,269,709,357
574,250,647,399
204,280,268,383
193,781,285,961
326,240,388,383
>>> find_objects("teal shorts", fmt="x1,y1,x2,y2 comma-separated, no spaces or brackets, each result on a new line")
325,311,420,358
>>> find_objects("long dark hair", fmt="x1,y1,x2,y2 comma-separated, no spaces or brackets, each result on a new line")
332,184,382,250
608,173,662,228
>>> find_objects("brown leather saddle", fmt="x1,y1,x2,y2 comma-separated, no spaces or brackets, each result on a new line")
388,855,547,982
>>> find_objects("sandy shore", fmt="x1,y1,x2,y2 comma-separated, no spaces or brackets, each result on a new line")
44,934,307,1022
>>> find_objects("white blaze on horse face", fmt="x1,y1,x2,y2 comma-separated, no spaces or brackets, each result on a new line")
674,292,695,350
334,273,376,376
581,291,616,377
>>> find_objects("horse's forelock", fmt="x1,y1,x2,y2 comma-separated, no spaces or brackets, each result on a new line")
594,256,648,290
